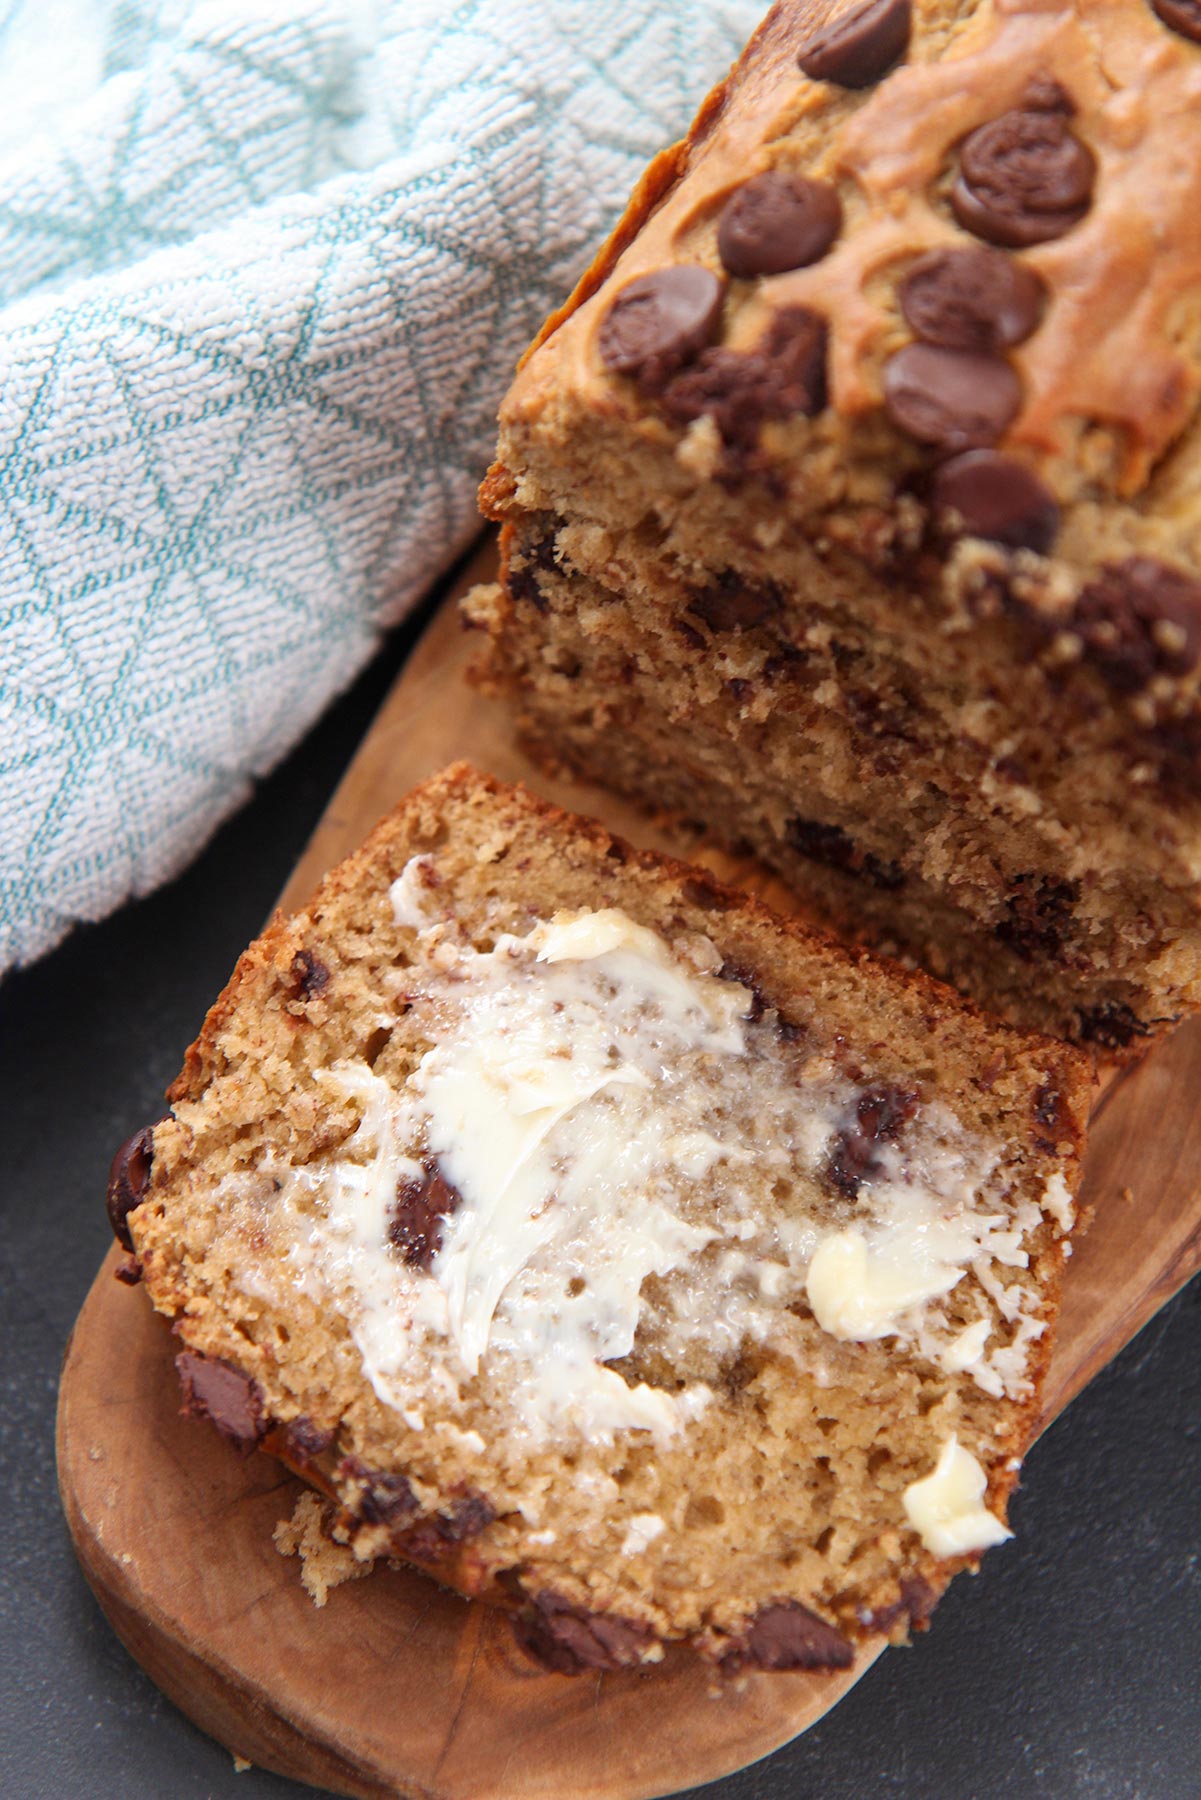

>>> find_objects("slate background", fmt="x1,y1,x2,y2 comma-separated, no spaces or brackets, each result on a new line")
3,580,1199,1800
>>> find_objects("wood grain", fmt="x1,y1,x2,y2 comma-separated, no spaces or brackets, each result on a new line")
58,539,1201,1798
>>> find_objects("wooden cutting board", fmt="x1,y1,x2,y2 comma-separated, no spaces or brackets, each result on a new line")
57,539,1201,1800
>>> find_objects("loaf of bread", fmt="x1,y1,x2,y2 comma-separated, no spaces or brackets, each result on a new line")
473,0,1201,1051
108,763,1090,1671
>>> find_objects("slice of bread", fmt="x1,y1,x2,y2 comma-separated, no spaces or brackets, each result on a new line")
110,763,1091,1672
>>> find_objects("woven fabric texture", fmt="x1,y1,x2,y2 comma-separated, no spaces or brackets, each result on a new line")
0,0,760,971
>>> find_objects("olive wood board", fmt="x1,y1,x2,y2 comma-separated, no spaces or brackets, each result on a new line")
58,539,1201,1800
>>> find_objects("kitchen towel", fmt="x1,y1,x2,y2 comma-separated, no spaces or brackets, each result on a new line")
0,0,761,972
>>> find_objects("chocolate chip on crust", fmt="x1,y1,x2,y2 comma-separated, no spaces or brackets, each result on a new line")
106,1123,158,1251
660,305,828,450
1153,0,1201,44
513,1591,655,1674
175,1351,265,1448
952,104,1095,247
390,1162,462,1270
899,247,1045,353
723,1600,854,1671
883,343,1021,450
718,172,843,278
599,266,725,388
930,451,1060,554
798,0,911,88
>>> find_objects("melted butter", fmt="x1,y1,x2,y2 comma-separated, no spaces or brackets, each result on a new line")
805,1140,1013,1344
902,1436,1014,1560
807,1227,966,1341
1041,1172,1076,1233
234,875,1076,1446
940,1319,992,1377
419,909,747,1422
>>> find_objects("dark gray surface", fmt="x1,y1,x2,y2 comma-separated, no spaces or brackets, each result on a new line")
2,594,1199,1800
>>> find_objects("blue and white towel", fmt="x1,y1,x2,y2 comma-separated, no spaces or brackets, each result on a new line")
0,0,761,972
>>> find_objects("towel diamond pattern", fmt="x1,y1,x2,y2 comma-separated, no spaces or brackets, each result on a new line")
0,0,762,971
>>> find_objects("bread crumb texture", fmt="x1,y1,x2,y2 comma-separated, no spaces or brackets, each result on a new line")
124,765,1091,1672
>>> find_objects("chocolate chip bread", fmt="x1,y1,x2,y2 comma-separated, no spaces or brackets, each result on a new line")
472,0,1201,1052
109,763,1090,1673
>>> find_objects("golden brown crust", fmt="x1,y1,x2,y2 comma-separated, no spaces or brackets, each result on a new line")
508,2,805,373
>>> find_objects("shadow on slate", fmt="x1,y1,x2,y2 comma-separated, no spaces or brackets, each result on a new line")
1,552,1197,1800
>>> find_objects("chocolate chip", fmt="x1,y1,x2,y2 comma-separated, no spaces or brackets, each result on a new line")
718,172,842,279
114,1255,142,1286
598,266,724,388
826,1084,919,1198
994,874,1079,962
864,1575,939,1635
930,450,1060,553
1072,557,1201,693
952,106,1095,247
1076,1002,1153,1051
106,1123,157,1251
785,814,904,890
288,948,329,1002
723,1601,854,1672
798,0,911,87
1032,1081,1074,1154
508,532,558,612
399,1493,496,1563
513,1591,654,1674
279,1417,335,1466
340,1455,419,1525
900,1575,938,1624
681,875,732,912
717,957,769,1023
690,570,784,632
673,616,706,651
509,566,548,611
846,688,916,746
390,1163,462,1270
660,305,828,451
1153,0,1201,43
899,247,1045,353
1152,711,1201,797
994,754,1030,785
175,1351,264,1448
883,343,1021,449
